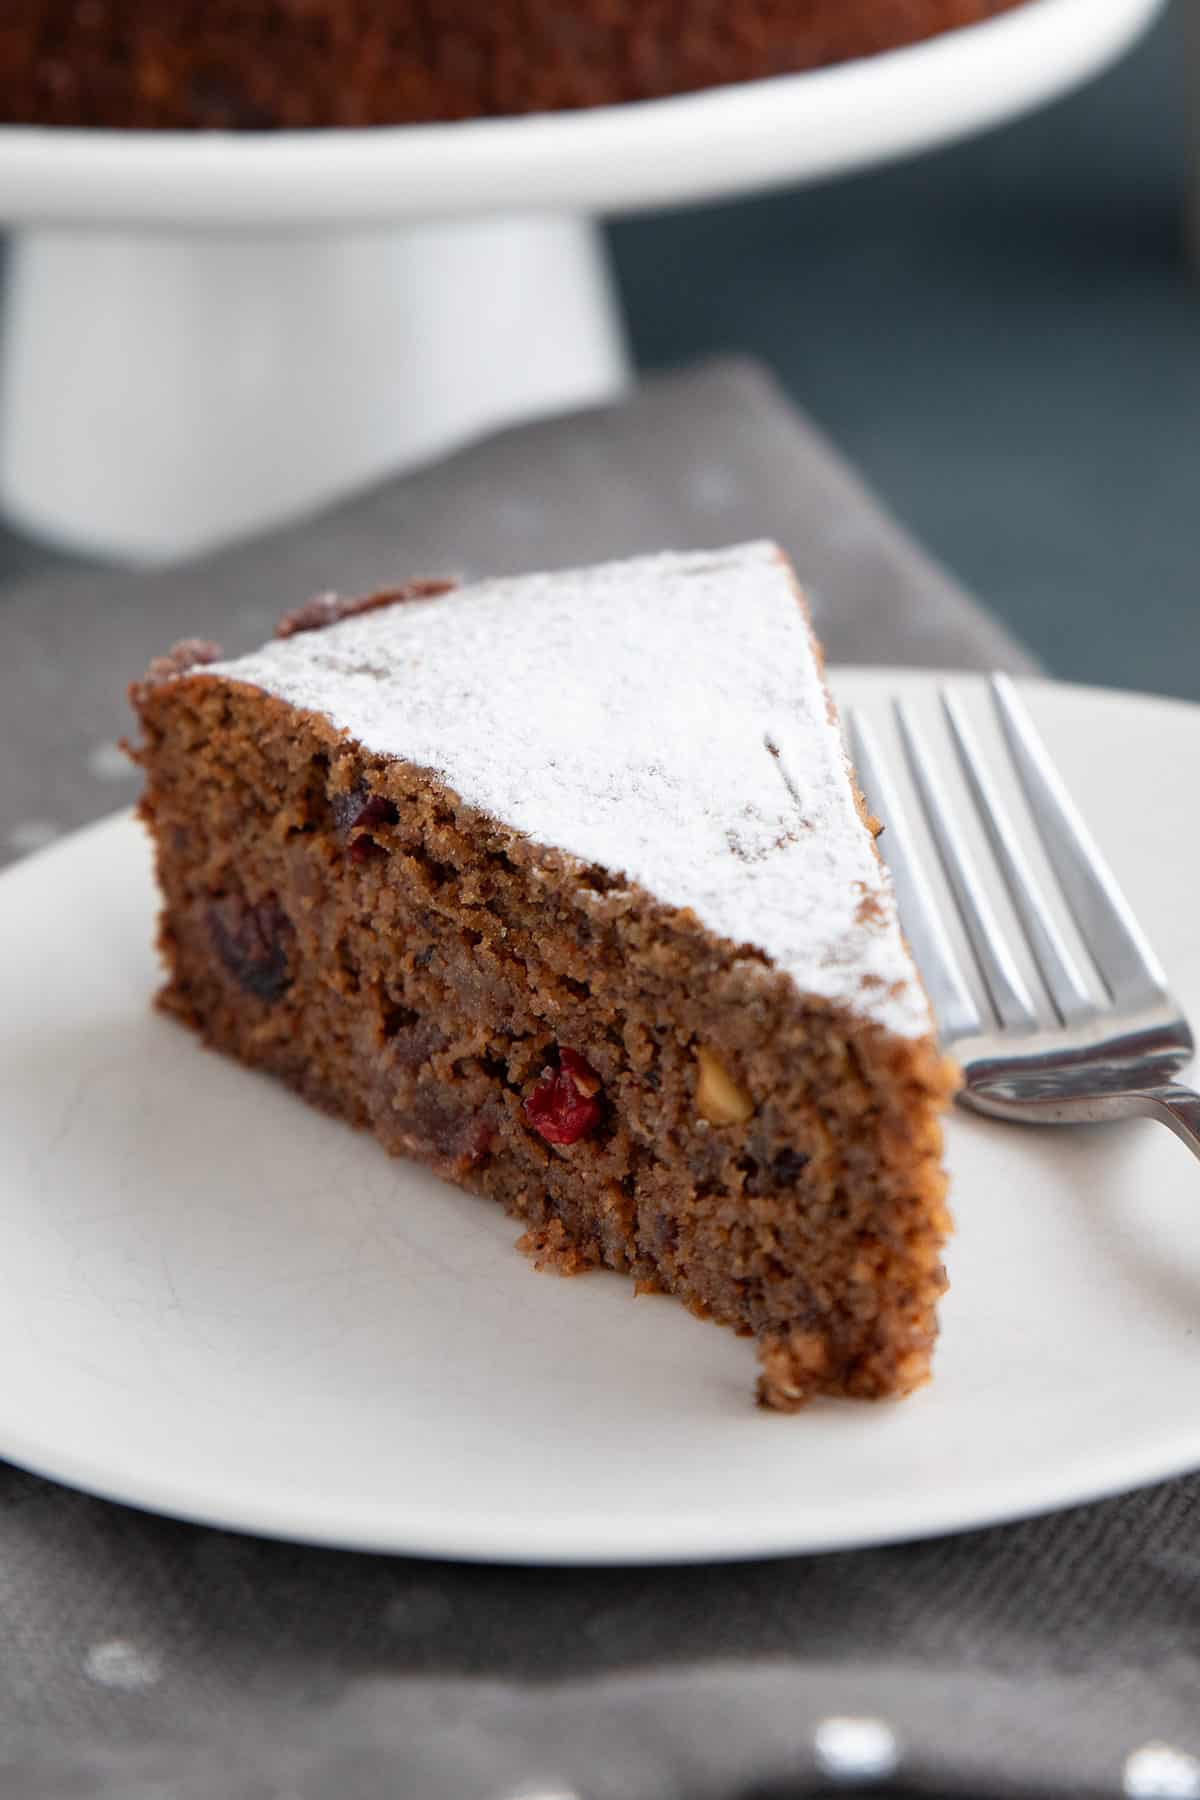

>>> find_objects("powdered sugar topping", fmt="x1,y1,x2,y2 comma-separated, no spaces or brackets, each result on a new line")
206,543,931,1037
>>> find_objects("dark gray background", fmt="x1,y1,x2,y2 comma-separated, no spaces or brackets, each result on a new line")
0,0,1193,704
612,0,1197,700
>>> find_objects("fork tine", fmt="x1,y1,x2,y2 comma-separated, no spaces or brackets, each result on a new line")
941,690,1096,1029
847,710,983,1047
895,701,1040,1036
990,674,1169,1010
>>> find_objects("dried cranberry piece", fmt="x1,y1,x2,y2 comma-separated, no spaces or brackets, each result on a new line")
332,788,399,839
207,893,294,1002
348,834,388,866
524,1047,603,1146
352,794,398,832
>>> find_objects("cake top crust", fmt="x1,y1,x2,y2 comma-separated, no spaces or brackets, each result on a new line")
203,542,932,1037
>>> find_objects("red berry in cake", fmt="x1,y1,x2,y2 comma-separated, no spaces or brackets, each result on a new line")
352,794,399,832
332,788,399,838
524,1047,603,1145
348,833,388,865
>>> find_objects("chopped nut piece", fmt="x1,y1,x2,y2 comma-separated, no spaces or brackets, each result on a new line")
695,1045,754,1125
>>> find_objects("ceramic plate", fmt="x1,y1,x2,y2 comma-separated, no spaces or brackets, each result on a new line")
3,669,1198,1564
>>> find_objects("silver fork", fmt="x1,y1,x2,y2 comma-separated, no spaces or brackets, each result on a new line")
848,675,1200,1161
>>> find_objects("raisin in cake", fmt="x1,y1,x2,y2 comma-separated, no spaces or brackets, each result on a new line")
128,543,957,1410
10,2,1027,130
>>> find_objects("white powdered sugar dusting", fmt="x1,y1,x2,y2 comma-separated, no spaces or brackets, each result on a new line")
205,542,931,1037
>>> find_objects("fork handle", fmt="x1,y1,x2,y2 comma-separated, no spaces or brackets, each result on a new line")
1131,1085,1200,1161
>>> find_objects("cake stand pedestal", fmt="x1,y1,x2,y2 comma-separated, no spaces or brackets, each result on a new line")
0,0,1165,562
1,216,625,559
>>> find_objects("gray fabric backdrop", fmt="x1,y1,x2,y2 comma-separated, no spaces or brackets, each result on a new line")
0,359,1034,867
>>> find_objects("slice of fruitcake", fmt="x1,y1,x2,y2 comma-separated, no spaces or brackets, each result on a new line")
128,543,956,1409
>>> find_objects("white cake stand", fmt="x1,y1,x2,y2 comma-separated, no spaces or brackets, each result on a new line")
0,0,1164,560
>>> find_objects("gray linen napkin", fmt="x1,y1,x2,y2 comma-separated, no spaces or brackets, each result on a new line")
0,357,1034,864
6,360,1191,1800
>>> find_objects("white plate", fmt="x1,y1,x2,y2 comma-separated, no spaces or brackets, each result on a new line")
0,0,1163,226
3,669,1199,1564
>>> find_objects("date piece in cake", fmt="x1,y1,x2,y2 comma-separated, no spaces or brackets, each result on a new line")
128,543,958,1409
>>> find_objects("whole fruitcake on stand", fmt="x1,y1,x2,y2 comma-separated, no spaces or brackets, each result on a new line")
128,543,958,1410
9,2,1028,129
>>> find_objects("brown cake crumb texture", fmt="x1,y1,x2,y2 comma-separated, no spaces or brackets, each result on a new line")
129,621,956,1410
11,2,1026,130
